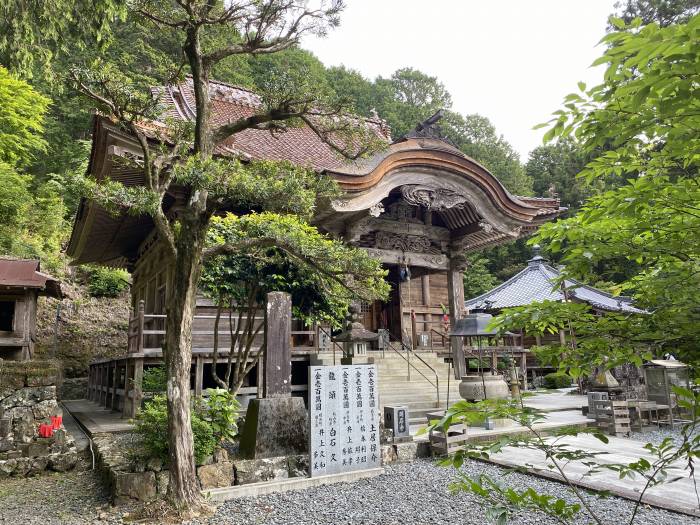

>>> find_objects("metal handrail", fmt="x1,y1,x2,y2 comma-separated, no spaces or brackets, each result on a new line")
428,328,447,348
385,336,441,408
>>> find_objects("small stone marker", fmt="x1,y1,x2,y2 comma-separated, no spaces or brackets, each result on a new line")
384,405,410,438
308,364,381,477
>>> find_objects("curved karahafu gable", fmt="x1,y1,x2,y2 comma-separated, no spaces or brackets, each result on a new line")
316,133,562,256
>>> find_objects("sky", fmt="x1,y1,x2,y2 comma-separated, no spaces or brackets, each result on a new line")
302,0,618,160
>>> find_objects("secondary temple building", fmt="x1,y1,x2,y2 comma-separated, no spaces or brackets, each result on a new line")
67,79,562,413
0,259,62,361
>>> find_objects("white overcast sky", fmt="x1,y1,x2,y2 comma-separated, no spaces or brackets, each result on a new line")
302,0,617,160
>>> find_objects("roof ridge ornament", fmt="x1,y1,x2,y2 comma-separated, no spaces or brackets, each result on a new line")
528,244,545,265
401,109,456,145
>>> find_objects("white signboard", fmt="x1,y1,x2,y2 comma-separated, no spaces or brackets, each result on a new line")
308,364,381,477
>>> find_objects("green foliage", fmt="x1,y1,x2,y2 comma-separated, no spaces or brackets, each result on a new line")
202,212,390,326
374,68,452,138
0,68,67,272
451,473,582,525
0,0,125,78
610,0,700,27
489,300,657,378
542,372,572,389
134,391,240,465
83,265,129,297
526,139,591,213
0,66,49,168
0,164,31,253
462,254,499,299
142,366,167,393
533,14,700,365
195,389,240,443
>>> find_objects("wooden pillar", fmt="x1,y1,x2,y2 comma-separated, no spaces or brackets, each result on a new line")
98,365,105,406
87,365,93,401
111,360,119,411
194,357,204,397
102,364,109,406
137,300,145,352
122,360,132,417
421,274,431,333
130,358,144,418
448,257,467,379
94,365,99,403
520,352,528,390
398,277,409,345
263,292,292,398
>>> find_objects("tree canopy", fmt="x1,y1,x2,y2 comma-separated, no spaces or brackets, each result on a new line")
524,14,700,365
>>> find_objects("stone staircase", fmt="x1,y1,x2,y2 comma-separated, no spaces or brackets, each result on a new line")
374,351,455,427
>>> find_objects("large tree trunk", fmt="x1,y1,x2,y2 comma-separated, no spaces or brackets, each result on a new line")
164,218,207,510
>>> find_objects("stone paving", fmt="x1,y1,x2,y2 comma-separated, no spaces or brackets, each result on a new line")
488,431,700,517
62,399,133,434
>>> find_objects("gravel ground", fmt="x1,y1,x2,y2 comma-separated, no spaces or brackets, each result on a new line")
630,426,695,447
190,458,699,525
0,456,116,525
2,454,697,524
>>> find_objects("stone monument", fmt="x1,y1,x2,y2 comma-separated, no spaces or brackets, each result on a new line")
239,292,308,459
308,364,381,476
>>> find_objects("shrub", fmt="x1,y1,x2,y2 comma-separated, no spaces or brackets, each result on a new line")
543,372,572,389
134,390,240,465
133,395,169,461
197,389,240,442
142,366,167,393
83,265,130,297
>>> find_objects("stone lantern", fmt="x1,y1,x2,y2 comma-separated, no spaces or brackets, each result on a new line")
333,304,378,365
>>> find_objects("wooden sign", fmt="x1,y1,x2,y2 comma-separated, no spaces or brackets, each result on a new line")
308,364,381,477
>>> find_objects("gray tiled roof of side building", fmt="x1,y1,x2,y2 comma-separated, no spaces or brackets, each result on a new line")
464,249,645,314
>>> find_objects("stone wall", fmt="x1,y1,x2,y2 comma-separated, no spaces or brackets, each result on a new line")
0,360,78,477
59,377,88,400
91,429,431,504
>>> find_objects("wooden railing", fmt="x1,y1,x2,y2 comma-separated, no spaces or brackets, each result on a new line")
125,299,323,355
127,300,145,353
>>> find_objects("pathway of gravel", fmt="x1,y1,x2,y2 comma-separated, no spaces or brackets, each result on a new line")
1,454,697,524
0,457,116,525
190,458,699,525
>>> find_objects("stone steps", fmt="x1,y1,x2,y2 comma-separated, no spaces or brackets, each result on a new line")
373,353,454,428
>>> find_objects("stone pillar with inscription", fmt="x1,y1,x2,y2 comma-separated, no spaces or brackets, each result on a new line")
263,291,292,397
447,255,467,379
239,292,308,459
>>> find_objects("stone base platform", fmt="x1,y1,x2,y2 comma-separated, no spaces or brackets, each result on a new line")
205,467,384,501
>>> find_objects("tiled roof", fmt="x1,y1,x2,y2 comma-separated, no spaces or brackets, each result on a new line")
0,259,62,298
152,78,391,171
465,251,645,314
